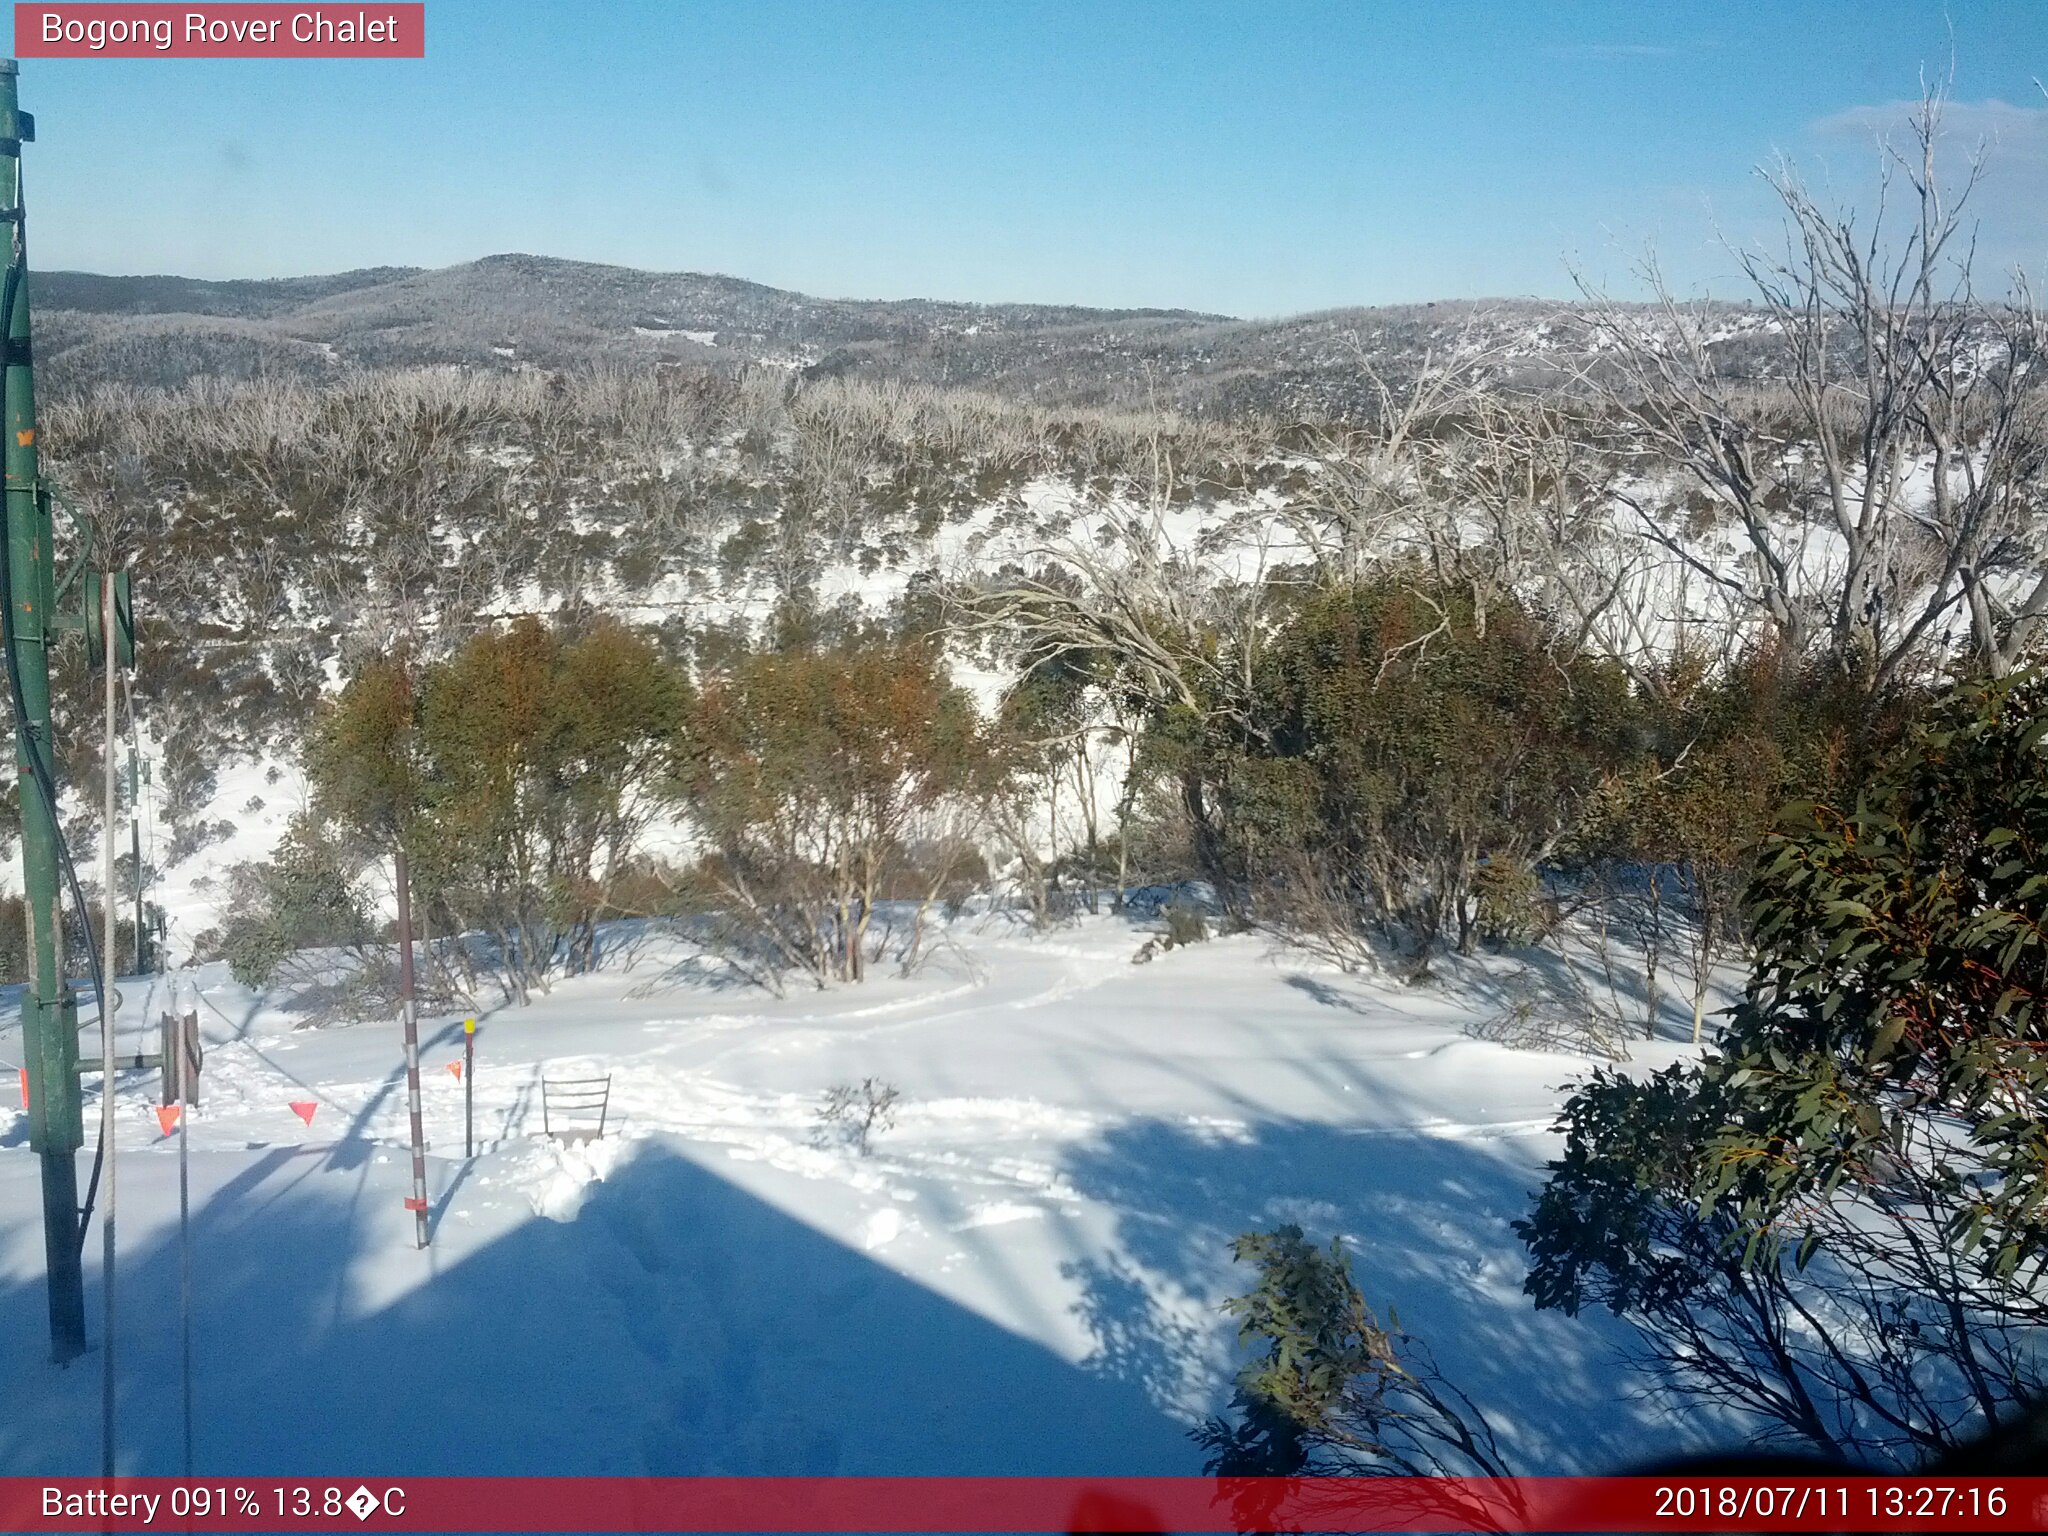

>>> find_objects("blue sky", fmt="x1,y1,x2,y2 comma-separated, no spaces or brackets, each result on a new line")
10,0,2048,315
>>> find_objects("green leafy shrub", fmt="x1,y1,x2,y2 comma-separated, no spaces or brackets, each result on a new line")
1194,1225,1512,1484
1519,670,2048,1465
1228,575,1636,964
1472,858,1544,946
201,823,373,991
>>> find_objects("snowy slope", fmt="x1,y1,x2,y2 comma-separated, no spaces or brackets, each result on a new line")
0,915,1726,1478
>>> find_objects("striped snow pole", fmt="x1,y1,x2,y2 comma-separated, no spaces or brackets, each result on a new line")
395,848,430,1249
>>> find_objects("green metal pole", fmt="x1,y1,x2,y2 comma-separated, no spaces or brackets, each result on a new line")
1,58,86,1365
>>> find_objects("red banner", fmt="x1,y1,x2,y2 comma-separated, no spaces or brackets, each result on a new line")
13,4,424,58
4,1476,2048,1532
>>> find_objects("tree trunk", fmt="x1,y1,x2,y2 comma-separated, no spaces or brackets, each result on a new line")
1182,766,1242,925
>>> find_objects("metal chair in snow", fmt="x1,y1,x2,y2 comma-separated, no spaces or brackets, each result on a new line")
540,1070,611,1144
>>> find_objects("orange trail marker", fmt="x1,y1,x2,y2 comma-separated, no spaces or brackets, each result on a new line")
447,1061,462,1081
156,1106,182,1137
288,1101,318,1127
17,1067,25,1108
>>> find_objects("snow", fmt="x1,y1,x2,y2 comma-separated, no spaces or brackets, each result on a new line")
148,755,307,958
0,914,1728,1477
633,326,718,345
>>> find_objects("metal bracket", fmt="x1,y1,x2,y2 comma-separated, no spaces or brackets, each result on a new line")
24,989,83,1153
37,486,136,666
47,483,91,629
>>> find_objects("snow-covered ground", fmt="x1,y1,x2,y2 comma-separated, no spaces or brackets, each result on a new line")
0,914,1723,1477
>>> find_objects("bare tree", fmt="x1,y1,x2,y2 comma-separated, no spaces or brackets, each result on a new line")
1278,319,1499,584
1574,80,2048,691
955,425,1295,917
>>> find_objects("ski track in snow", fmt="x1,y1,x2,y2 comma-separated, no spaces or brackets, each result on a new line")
0,915,1733,1477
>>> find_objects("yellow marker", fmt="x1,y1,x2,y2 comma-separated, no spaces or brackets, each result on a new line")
464,1018,476,1034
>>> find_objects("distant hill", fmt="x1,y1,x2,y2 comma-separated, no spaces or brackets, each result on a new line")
31,253,1785,417
34,266,424,319
33,253,1233,395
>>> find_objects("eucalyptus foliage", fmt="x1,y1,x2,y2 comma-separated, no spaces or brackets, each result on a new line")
1520,672,2048,1464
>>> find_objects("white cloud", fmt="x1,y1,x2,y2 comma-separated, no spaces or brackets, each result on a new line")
1795,98,2048,279
1811,97,2048,165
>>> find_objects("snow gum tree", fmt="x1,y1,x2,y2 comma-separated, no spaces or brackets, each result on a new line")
305,618,686,1003
674,638,991,989
1519,670,2048,1464
1226,574,1636,970
413,616,685,996
1707,668,2048,1284
987,641,1150,923
1576,85,2048,695
1569,648,1918,1041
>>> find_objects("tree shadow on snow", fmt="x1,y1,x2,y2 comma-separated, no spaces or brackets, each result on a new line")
1055,1117,1732,1474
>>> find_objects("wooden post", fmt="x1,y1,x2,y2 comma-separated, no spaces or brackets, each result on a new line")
463,1017,475,1159
160,1010,199,1107
160,1013,177,1107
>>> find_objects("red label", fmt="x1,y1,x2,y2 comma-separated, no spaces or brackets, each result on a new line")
14,4,425,58
1,1476,2046,1532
